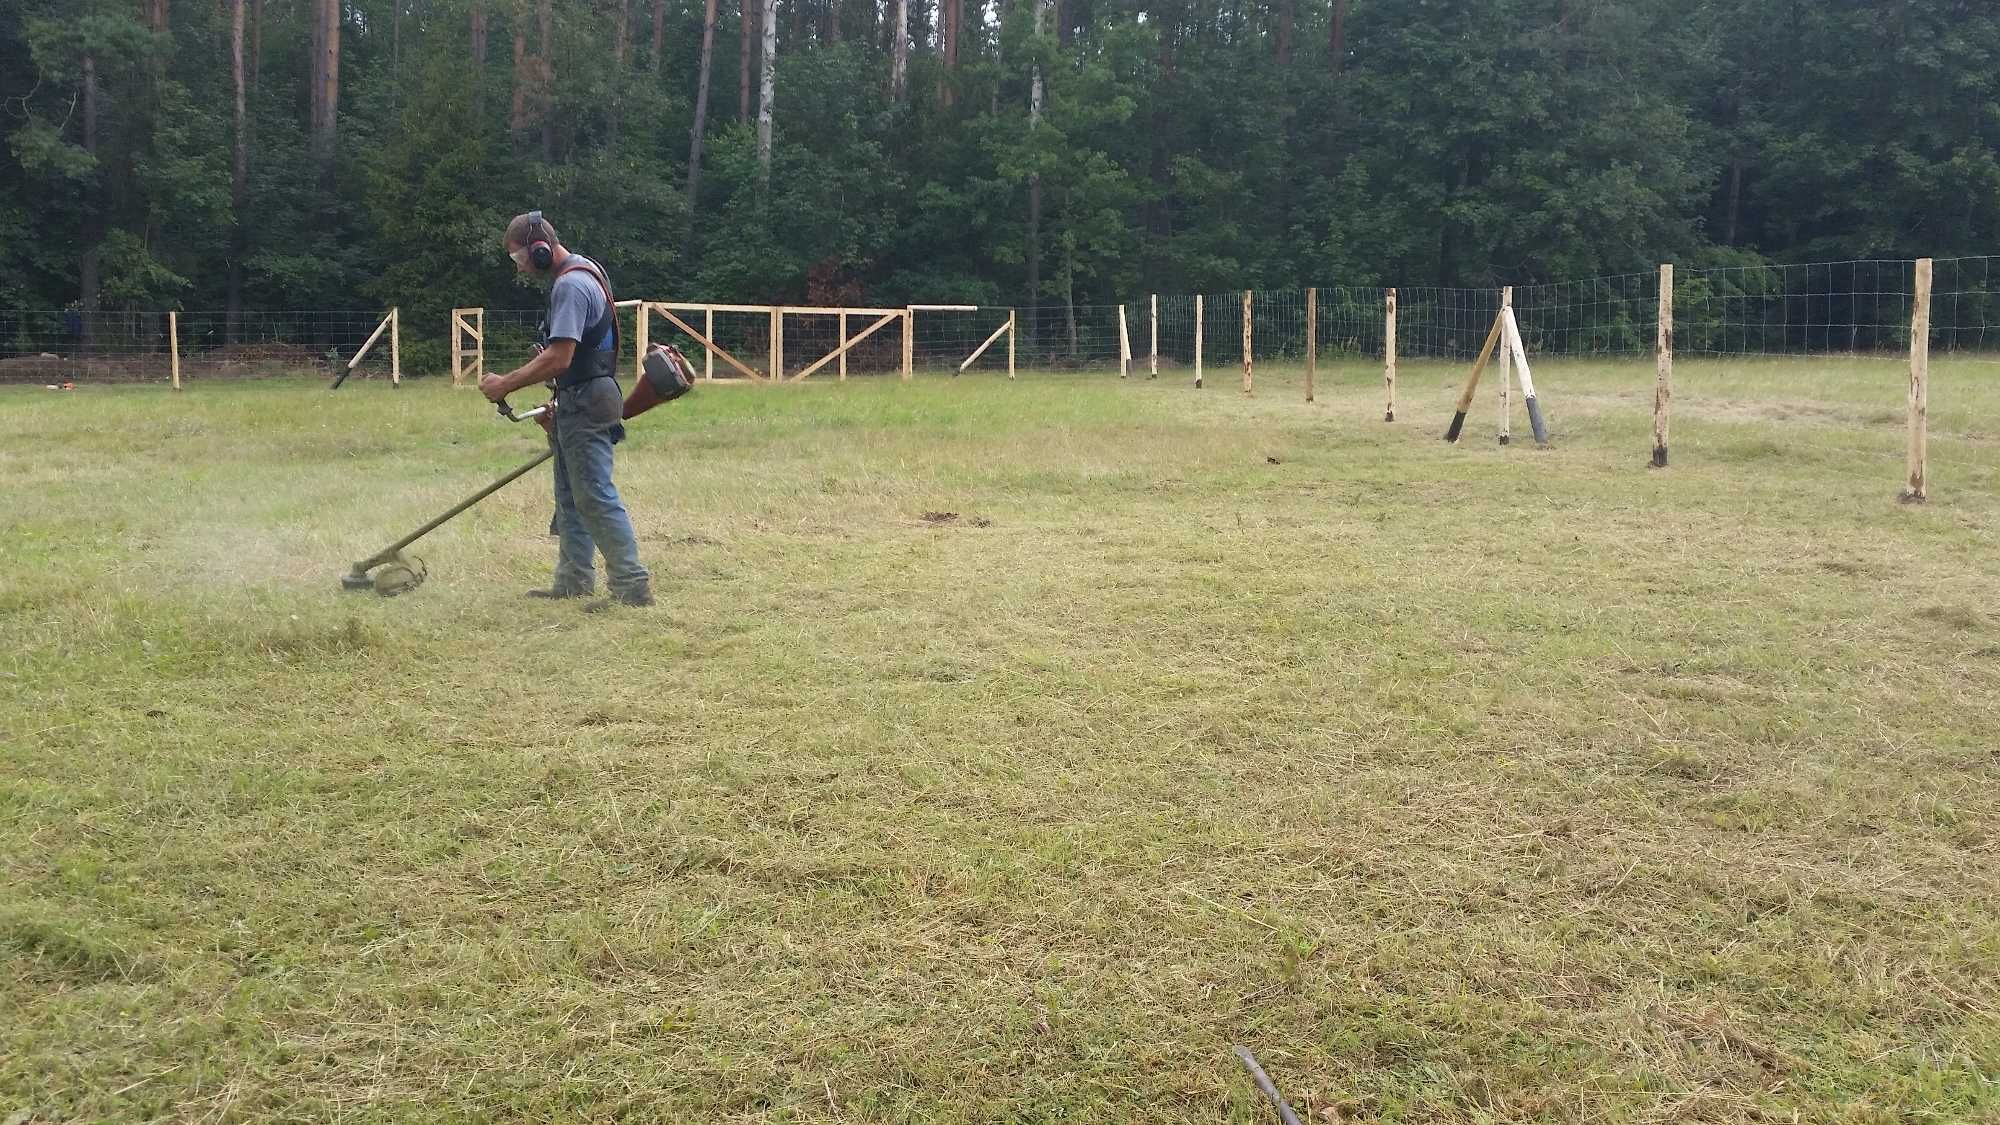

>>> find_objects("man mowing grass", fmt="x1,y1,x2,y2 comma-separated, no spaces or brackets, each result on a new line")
481,210,654,611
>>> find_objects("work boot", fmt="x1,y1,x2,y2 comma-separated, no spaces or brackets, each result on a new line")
583,587,654,613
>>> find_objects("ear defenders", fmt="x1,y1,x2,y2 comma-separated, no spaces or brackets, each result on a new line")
525,210,554,270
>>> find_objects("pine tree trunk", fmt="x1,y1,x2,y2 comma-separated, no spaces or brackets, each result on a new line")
611,0,631,143
1725,158,1743,246
1328,0,1345,73
891,0,908,103
251,0,262,96
939,0,957,105
1026,0,1044,318
757,0,775,181
1276,0,1293,65
310,0,340,180
511,12,528,154
229,0,248,342
827,0,840,43
651,0,666,70
80,52,100,352
688,0,718,226
740,0,754,121
538,0,554,161
471,2,488,121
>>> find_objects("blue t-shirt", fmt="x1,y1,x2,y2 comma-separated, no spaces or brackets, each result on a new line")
546,256,615,352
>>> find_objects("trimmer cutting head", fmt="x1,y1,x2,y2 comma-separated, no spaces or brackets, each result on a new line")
342,552,426,596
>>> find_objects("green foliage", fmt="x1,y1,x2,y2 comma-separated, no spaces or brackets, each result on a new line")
0,0,1995,318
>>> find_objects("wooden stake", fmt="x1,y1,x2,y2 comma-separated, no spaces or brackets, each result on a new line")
1149,293,1158,378
838,310,848,381
1117,305,1131,378
959,318,1013,374
1498,286,1513,445
1653,263,1672,468
635,300,650,381
704,307,714,380
1502,308,1548,447
390,306,401,387
346,309,393,372
1384,287,1397,422
902,307,913,380
169,311,180,390
1008,309,1016,380
768,307,781,381
1304,287,1316,403
1905,257,1932,502
1444,307,1505,442
1194,295,1204,388
1241,290,1253,395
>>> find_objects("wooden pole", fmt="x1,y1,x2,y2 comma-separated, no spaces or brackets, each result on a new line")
901,307,914,380
1194,295,1204,388
1008,309,1016,380
1304,287,1317,403
1502,307,1549,447
169,311,180,390
1444,308,1505,442
959,318,1013,373
1498,286,1513,445
450,311,461,387
704,307,714,380
1118,305,1131,378
636,300,650,380
838,310,848,381
390,306,400,387
1241,290,1253,395
768,307,781,381
1384,287,1397,422
1905,257,1932,502
346,309,393,372
1653,264,1672,468
1149,293,1158,378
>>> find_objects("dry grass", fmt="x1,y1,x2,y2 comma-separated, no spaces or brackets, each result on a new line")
3,357,1998,1123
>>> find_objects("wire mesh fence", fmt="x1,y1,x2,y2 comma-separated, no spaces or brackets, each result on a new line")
7,256,1996,389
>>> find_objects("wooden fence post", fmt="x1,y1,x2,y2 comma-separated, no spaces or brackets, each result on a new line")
1241,290,1253,395
1149,294,1159,378
169,311,181,390
1904,258,1932,502
1653,264,1673,468
1383,288,1397,422
1499,286,1513,445
1305,287,1317,403
1118,305,1131,378
1194,295,1204,388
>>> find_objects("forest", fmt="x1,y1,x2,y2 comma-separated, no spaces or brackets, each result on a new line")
4,0,1997,338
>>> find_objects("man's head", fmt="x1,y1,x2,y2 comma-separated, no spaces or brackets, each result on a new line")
505,211,562,276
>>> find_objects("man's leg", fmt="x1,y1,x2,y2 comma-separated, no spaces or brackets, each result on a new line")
547,427,598,596
559,379,651,603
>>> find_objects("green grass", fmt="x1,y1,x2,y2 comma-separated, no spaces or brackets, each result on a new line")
3,357,1998,1123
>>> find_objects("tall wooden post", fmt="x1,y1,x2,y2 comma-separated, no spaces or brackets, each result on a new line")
902,307,914,380
1118,305,1131,378
1498,286,1513,445
1653,264,1673,468
704,308,714,380
1008,309,1016,380
169,311,181,390
1383,288,1397,422
1904,258,1932,501
1241,290,1253,395
635,301,649,381
390,306,401,387
838,311,848,381
1194,295,1204,388
1304,287,1317,403
1149,294,1158,378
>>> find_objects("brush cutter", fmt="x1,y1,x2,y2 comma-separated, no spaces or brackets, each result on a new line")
340,344,696,596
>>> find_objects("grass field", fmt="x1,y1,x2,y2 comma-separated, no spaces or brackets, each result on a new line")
4,358,1998,1123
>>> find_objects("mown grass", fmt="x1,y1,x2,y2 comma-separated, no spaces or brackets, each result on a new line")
3,357,1997,1123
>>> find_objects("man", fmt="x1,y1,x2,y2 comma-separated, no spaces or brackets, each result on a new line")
480,211,653,610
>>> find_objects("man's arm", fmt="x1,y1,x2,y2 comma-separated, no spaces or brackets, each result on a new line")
481,338,576,401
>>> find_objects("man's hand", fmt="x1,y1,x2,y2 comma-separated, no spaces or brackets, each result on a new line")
479,372,508,402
